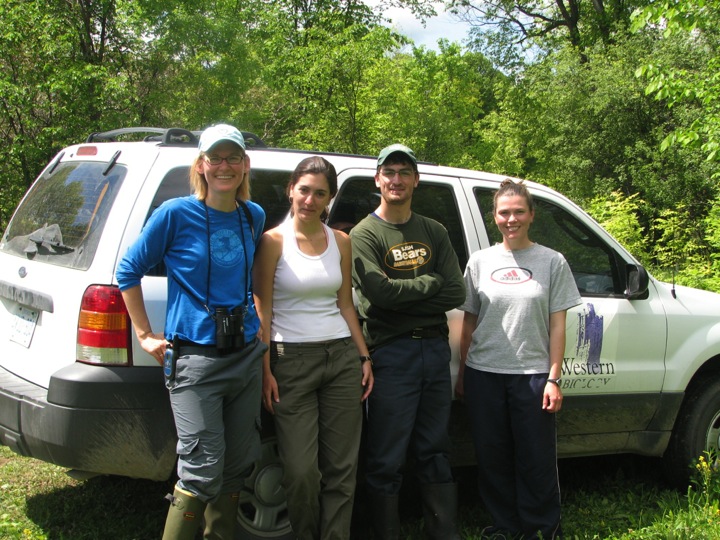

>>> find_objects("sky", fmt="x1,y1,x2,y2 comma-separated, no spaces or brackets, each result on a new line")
376,2,474,50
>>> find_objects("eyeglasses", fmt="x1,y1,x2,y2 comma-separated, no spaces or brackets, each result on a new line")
380,168,415,179
204,154,245,166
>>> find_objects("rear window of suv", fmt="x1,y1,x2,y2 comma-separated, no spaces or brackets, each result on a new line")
0,162,126,270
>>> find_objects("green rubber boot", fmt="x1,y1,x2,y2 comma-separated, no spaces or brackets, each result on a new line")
161,486,206,540
203,492,240,539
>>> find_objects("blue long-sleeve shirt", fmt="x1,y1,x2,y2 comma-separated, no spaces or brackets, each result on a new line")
116,196,265,344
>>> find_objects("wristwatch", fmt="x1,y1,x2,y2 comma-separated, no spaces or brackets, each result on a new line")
547,378,561,386
360,355,373,365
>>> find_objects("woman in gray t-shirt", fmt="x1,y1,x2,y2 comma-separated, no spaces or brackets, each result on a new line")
457,179,581,540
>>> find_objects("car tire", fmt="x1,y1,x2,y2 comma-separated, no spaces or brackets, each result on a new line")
236,434,293,540
663,376,720,488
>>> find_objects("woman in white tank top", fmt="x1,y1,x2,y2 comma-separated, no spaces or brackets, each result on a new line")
253,156,373,540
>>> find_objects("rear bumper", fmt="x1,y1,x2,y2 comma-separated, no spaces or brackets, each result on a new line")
0,363,176,480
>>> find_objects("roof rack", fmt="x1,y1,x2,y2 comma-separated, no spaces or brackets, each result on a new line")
85,127,267,148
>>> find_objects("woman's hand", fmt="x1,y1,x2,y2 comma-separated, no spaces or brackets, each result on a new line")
139,332,168,366
262,371,280,414
361,361,374,401
542,381,563,413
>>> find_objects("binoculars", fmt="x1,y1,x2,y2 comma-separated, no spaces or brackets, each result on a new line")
215,306,245,355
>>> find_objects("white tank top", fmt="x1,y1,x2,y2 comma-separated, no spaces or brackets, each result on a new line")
271,220,350,342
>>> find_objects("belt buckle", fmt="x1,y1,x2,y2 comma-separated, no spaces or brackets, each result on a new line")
411,328,423,339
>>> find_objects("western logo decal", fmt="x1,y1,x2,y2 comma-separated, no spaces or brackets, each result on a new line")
491,267,533,284
384,242,431,270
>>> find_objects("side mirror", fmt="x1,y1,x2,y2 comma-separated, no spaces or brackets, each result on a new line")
625,264,649,300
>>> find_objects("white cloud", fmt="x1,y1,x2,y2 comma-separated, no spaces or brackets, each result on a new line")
377,2,472,50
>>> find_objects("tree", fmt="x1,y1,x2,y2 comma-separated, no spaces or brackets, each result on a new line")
632,0,720,169
587,191,649,264
0,0,146,229
359,41,503,167
448,0,651,68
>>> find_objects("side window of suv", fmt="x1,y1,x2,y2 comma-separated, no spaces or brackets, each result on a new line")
330,177,468,269
148,167,291,231
249,169,292,230
474,188,621,296
146,167,292,276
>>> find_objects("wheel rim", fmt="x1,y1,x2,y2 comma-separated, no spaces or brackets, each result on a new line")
237,437,291,537
705,409,720,451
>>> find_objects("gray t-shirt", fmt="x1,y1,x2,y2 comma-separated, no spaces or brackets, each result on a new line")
461,243,582,374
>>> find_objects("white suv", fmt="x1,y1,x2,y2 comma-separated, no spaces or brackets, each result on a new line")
2,127,720,539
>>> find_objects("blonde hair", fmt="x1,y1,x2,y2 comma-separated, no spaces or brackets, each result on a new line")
189,152,251,202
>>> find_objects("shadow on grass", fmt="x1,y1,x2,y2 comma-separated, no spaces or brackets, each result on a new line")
18,454,675,539
440,455,672,539
24,474,171,540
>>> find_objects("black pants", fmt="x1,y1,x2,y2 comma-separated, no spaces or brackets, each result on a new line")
364,336,454,496
464,368,561,539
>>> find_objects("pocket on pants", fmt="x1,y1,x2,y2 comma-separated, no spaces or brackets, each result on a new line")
176,437,200,458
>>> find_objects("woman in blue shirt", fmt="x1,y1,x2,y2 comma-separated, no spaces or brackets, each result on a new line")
116,124,267,540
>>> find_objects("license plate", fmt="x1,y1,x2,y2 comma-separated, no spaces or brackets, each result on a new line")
9,305,39,348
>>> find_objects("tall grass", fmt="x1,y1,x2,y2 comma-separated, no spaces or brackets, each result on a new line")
2,446,720,539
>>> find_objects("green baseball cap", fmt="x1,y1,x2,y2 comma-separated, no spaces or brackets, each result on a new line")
377,144,417,167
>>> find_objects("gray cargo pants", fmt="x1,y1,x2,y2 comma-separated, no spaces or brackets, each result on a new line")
169,338,266,502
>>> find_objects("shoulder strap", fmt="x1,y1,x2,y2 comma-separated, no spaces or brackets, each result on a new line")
237,200,255,241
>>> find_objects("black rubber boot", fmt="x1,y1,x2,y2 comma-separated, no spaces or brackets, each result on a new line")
370,493,400,540
420,483,462,540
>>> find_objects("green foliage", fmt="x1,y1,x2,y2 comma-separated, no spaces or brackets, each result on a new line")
587,191,650,265
485,31,713,215
653,205,707,269
587,191,720,293
0,0,153,229
649,205,719,293
609,452,720,539
632,0,720,169
475,23,719,294
359,42,502,165
262,23,404,153
453,0,653,67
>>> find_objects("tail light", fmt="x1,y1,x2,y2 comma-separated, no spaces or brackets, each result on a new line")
76,285,133,365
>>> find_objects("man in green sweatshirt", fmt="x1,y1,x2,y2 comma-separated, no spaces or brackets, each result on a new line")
350,144,465,540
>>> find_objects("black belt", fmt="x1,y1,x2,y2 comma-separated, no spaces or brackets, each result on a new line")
402,326,445,339
176,339,215,350
175,338,256,355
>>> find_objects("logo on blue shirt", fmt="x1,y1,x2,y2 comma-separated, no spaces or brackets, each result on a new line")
211,229,244,267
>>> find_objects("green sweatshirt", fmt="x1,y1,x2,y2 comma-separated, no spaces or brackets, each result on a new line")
350,212,466,349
